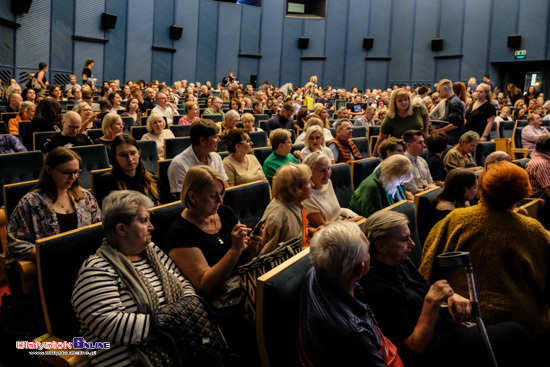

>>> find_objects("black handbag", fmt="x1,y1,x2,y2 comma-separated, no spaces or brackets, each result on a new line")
152,294,238,367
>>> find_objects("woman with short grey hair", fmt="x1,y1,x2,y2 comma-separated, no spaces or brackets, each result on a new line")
72,190,195,366
443,130,483,172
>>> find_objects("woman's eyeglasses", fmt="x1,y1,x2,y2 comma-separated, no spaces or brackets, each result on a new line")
55,168,83,177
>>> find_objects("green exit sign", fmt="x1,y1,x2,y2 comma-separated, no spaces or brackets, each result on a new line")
515,50,526,59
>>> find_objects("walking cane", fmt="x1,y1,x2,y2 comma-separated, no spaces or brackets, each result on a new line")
436,251,498,367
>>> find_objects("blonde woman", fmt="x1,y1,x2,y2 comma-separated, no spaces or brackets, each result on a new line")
141,113,175,158
300,125,335,163
94,112,124,155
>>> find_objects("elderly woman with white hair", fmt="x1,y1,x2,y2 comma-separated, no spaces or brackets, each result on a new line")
303,151,362,228
141,113,175,158
300,125,335,163
72,190,196,366
218,109,240,133
349,154,413,218
299,221,402,366
359,210,532,366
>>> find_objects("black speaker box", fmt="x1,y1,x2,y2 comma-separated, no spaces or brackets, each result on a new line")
363,37,374,50
508,35,521,49
11,0,32,14
101,12,117,30
431,38,443,52
250,75,257,88
170,25,183,40
298,37,309,49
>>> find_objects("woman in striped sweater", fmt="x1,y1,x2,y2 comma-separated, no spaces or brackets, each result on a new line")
72,190,195,366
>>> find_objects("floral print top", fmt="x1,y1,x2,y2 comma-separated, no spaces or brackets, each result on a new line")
5,188,101,264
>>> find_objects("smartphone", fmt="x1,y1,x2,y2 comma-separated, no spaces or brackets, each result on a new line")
251,219,265,236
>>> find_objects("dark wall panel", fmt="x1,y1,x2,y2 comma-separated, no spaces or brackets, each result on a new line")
238,58,259,88
126,0,153,82
389,0,415,83
440,0,464,55
518,0,548,61
258,0,285,86
151,50,172,82
411,0,437,83
15,0,51,71
196,0,218,84
153,0,174,49
51,0,74,75
0,25,15,71
240,5,261,55
216,2,241,84
461,0,491,82
74,0,105,39
280,17,302,86
489,0,518,62
368,0,391,57
105,0,128,82
345,0,370,89
302,19,326,59
323,0,347,88
365,61,388,90
172,0,200,83
435,59,461,82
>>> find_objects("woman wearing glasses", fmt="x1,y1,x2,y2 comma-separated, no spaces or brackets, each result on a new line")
222,128,267,187
5,147,101,264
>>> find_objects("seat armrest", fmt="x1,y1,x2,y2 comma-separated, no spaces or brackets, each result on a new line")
33,333,90,367
13,260,37,295
511,148,530,160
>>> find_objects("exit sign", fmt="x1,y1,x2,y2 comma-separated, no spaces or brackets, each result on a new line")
515,50,526,59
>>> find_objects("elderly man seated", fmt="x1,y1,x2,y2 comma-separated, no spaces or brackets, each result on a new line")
41,111,93,153
298,221,403,366
522,113,549,156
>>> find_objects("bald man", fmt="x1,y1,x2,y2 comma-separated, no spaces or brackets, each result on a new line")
41,111,93,153
0,93,23,113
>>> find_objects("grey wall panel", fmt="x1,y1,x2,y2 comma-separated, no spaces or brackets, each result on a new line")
15,0,51,72
154,0,174,49
125,0,153,82
51,0,76,75
74,41,104,84
172,0,199,82
368,0,392,57
258,0,285,86
280,17,301,86
240,5,261,55
365,61,388,89
0,25,15,70
104,0,128,82
301,60,323,88
238,58,259,88
518,0,548,61
411,0,437,82
435,58,460,82
151,50,172,82
195,0,218,84
302,19,326,59
461,0,491,82
489,0,518,62
323,0,347,88
74,0,105,39
389,0,414,83
216,2,241,84
439,0,464,55
345,0,369,89
0,0,14,20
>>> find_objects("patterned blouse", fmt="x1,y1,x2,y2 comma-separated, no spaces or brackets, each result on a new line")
6,189,101,264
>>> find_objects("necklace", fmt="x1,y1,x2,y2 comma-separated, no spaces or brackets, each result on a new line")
197,215,224,245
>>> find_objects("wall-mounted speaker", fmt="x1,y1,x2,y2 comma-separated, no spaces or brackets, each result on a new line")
101,12,117,30
298,37,309,49
170,25,183,40
11,0,32,14
431,38,443,52
363,37,374,50
507,35,521,49
250,75,257,88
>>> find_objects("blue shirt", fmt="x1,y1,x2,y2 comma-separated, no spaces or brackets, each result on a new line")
298,268,389,366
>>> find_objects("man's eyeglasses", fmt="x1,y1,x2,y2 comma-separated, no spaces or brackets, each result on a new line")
55,168,83,177
239,139,252,144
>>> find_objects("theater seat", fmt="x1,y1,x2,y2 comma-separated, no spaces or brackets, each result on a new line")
157,159,176,204
150,201,184,253
256,248,311,367
512,158,530,169
33,131,57,151
414,187,442,244
249,131,268,148
137,140,159,174
351,157,380,189
330,163,354,209
85,128,103,142
350,137,370,158
223,180,271,228
511,126,530,159
0,151,44,207
253,147,273,166
90,168,111,197
202,114,224,123
130,126,148,141
351,126,367,138
169,124,191,137
475,141,496,167
69,145,110,190
164,137,192,159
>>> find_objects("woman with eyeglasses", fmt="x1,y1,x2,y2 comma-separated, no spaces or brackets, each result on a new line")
6,147,101,264
222,128,267,187
94,134,159,207
300,125,335,164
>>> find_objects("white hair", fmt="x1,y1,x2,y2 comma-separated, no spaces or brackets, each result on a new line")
310,222,368,288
